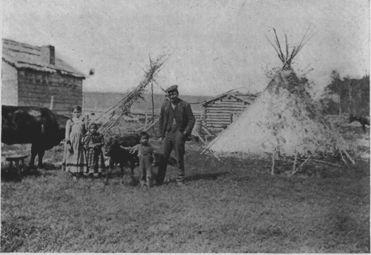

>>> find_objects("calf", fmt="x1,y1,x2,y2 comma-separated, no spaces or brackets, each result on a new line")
104,134,140,184
103,134,177,185
349,114,370,132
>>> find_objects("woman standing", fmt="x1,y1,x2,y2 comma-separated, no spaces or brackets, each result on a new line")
63,106,86,180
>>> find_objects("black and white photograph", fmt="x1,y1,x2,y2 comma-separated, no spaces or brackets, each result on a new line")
1,0,370,252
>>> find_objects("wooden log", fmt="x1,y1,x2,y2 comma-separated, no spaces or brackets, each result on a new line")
205,118,232,122
205,120,232,124
143,119,159,132
207,101,245,105
271,151,276,175
339,150,348,166
206,106,246,110
205,113,235,117
205,113,234,117
292,152,298,174
290,155,312,176
206,125,230,129
206,110,245,115
201,126,214,136
342,150,355,165
206,103,246,107
310,159,341,167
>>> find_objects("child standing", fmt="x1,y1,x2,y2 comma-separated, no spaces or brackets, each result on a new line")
130,132,156,187
83,123,105,177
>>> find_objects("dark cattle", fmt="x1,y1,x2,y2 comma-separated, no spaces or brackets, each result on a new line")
104,134,177,184
349,114,370,132
2,105,68,168
104,134,140,184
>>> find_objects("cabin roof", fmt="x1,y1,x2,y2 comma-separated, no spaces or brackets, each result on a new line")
202,90,258,106
2,38,85,78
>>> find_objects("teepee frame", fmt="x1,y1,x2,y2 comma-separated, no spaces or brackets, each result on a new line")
95,55,167,136
265,27,313,70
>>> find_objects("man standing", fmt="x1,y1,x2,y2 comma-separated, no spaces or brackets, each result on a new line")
157,85,195,185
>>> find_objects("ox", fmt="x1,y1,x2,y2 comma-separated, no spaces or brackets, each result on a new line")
104,134,177,185
2,105,68,168
349,114,370,133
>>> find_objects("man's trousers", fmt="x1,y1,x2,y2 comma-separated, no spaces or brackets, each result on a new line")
157,130,185,184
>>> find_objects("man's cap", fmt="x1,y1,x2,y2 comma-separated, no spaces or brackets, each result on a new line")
165,85,178,93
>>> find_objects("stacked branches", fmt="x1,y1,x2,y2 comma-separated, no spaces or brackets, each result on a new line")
95,56,166,136
205,28,354,174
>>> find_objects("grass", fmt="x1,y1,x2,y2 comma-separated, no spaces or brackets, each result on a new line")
1,124,370,252
1,142,369,252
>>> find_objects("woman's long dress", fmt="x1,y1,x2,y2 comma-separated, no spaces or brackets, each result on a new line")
64,117,86,174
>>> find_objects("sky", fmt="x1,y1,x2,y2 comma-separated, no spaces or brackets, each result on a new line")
2,0,370,97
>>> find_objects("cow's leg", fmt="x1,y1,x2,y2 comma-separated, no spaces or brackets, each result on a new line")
120,163,125,184
30,144,37,169
37,150,45,169
129,162,136,185
362,123,366,133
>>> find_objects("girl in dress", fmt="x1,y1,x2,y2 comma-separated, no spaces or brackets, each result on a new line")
82,123,105,177
63,106,86,180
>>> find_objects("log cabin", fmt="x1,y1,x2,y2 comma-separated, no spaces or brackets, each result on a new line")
201,91,258,134
2,38,85,115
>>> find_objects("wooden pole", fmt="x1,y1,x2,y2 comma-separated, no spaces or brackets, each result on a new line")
291,155,311,176
342,150,355,165
151,81,155,121
144,112,148,129
49,95,54,110
292,152,298,174
143,119,159,132
271,151,276,176
348,81,353,114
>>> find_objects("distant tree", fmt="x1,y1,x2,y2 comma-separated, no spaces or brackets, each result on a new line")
323,70,369,115
319,97,339,115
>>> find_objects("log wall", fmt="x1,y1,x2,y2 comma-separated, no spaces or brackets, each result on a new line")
203,96,249,133
1,61,18,105
17,69,83,115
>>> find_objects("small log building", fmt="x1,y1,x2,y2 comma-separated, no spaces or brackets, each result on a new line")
2,39,85,115
201,91,258,134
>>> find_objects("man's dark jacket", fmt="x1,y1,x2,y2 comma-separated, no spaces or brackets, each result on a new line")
159,99,195,138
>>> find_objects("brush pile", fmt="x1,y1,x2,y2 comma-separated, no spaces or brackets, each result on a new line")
94,56,166,137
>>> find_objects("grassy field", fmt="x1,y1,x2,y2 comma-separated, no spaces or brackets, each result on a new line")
1,128,370,252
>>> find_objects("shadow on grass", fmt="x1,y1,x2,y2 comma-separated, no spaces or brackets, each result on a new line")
1,163,61,182
1,171,22,182
185,171,229,182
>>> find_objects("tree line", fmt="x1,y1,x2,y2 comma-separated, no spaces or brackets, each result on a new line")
320,70,369,116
